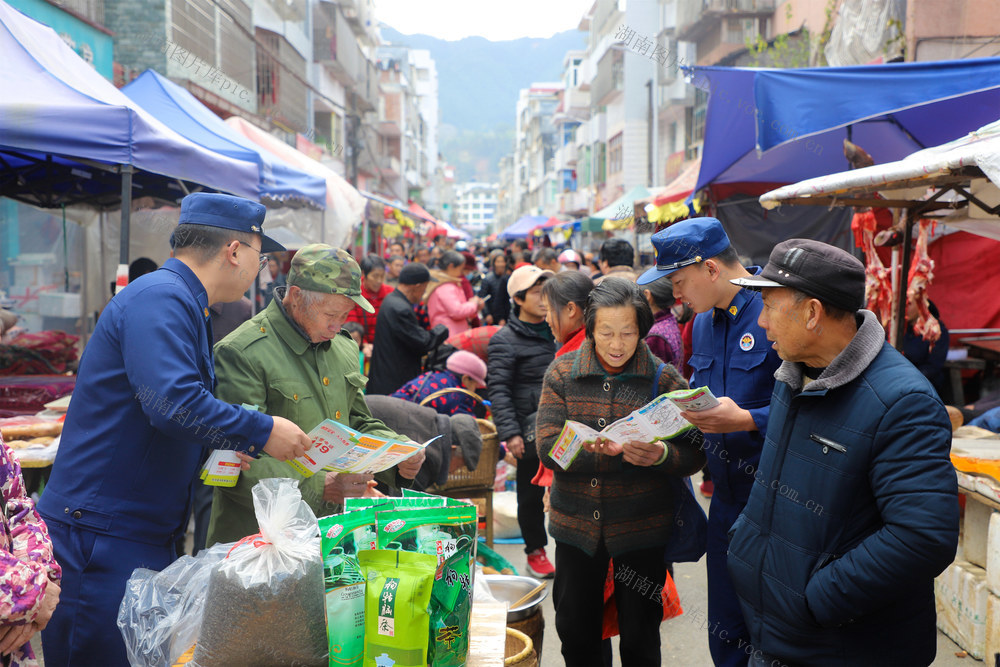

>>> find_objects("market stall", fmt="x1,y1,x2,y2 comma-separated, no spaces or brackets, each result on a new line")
497,215,547,242
121,70,328,246
758,117,1000,347
682,57,1000,265
0,0,261,275
116,481,527,666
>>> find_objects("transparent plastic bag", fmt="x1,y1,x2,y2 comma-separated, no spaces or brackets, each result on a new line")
117,542,230,666
191,478,327,666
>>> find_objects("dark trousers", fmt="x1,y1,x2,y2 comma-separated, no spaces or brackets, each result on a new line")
554,540,665,667
516,452,547,553
192,479,213,554
707,498,752,667
41,519,174,667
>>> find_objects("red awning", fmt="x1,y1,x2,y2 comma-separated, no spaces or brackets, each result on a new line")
653,159,701,206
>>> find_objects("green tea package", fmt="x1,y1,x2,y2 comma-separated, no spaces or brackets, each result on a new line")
318,508,379,667
376,505,478,667
358,549,437,667
400,489,473,508
344,495,444,512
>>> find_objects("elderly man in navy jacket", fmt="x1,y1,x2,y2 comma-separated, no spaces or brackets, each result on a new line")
38,193,313,666
727,239,958,666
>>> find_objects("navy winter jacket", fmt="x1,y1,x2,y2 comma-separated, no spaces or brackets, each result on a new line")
727,310,959,666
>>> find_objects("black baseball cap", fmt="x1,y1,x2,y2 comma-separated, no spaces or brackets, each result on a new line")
398,263,436,285
730,239,865,312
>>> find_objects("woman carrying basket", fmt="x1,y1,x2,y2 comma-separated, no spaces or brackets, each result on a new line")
390,350,487,417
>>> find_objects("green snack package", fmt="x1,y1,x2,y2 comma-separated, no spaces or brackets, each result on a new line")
319,508,379,667
376,505,478,667
358,549,437,667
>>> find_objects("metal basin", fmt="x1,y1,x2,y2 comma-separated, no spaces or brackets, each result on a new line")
482,574,548,622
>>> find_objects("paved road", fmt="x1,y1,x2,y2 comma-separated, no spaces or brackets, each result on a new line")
492,485,972,667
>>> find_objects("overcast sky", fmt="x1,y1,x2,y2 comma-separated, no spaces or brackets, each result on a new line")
375,0,595,41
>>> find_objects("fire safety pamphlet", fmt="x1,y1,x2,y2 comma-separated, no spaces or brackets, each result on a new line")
549,394,698,470
287,419,438,477
664,386,720,412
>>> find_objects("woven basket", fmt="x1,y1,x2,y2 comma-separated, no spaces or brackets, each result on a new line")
504,627,537,667
435,418,499,492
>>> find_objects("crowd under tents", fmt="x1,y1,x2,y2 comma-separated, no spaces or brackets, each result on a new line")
498,215,547,241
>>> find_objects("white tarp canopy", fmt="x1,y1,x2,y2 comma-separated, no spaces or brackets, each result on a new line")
759,118,1000,215
225,117,366,248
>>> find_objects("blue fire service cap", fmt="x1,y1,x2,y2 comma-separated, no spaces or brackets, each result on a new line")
177,192,285,253
636,217,731,285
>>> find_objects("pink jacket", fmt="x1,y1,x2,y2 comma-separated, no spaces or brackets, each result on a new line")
427,281,479,337
0,434,62,666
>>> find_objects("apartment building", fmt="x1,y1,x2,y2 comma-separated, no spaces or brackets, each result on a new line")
455,182,499,235
375,46,440,206
513,83,563,216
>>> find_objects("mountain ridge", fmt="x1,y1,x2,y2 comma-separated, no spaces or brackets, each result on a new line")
380,25,585,182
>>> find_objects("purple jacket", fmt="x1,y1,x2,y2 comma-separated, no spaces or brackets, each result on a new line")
645,310,683,368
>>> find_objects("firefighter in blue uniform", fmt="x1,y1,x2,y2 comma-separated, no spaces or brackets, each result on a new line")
38,193,313,666
638,217,781,667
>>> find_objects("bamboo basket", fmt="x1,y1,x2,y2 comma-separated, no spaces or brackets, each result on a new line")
504,627,537,667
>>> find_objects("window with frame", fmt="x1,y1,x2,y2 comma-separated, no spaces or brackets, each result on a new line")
595,142,607,184
257,31,280,108
609,133,623,174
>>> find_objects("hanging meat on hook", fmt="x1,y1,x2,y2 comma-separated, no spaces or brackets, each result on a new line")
846,139,895,328
854,208,894,328
906,219,941,346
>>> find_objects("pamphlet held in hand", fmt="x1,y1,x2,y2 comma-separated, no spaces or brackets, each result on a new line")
287,419,438,477
665,386,720,412
201,403,260,487
549,394,695,470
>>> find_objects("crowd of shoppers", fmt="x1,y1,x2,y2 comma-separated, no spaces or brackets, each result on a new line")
17,198,960,666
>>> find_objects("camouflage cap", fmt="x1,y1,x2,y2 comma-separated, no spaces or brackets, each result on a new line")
287,244,374,313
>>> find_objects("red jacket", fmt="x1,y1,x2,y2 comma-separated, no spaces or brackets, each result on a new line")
346,283,393,345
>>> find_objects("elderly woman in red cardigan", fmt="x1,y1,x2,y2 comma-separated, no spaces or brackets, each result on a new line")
536,277,705,667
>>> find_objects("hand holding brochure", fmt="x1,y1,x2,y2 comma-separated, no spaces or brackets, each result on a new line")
287,419,439,477
665,386,720,412
549,394,695,470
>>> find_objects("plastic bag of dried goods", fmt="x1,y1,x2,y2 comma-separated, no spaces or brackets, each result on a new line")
191,478,327,667
117,543,230,666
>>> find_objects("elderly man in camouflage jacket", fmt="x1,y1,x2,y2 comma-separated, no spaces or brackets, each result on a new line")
206,244,424,545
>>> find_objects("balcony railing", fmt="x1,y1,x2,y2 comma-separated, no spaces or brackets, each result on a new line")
677,0,775,41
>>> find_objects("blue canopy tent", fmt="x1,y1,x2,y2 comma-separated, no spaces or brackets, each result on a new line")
0,0,259,267
498,215,547,241
122,70,326,210
690,57,1000,197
